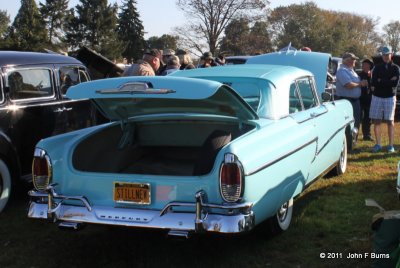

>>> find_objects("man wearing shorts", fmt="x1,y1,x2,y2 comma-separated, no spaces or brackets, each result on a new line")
370,46,400,153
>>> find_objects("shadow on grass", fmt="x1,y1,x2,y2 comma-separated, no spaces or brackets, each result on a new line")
1,174,398,268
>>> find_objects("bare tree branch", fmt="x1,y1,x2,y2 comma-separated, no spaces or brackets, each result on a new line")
175,0,268,54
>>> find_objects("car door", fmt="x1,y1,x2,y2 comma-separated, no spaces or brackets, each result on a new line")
295,77,342,181
5,67,66,177
288,79,319,184
57,65,104,131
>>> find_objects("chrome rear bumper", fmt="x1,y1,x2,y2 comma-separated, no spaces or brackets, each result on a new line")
28,186,254,234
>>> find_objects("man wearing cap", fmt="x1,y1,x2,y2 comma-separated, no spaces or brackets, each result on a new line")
370,46,400,153
123,49,161,76
336,52,368,135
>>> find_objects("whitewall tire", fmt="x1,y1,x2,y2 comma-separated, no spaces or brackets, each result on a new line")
268,198,294,234
0,159,12,213
334,137,348,176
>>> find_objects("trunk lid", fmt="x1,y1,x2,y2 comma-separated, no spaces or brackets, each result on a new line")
66,76,258,121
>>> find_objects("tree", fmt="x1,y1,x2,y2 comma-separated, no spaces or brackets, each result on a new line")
383,21,400,54
247,21,272,54
269,2,327,51
146,34,179,52
0,10,10,49
268,2,380,57
175,0,269,55
117,0,145,63
6,0,48,51
220,18,272,55
40,0,69,45
65,0,123,60
220,18,250,55
0,10,10,38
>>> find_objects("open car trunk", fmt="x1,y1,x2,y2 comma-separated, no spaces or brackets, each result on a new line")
73,119,255,176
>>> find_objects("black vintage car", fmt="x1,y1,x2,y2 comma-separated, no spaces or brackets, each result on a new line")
0,51,106,212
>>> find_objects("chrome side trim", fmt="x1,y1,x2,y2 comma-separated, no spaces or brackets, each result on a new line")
315,123,348,157
246,137,318,176
28,189,255,234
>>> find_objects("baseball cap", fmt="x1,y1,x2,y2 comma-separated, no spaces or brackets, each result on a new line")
381,46,392,55
144,48,161,57
342,52,359,60
202,52,213,60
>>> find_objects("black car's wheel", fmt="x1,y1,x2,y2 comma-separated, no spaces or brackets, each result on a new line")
333,137,348,176
268,198,293,234
0,159,12,213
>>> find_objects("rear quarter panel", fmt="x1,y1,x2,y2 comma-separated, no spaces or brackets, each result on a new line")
223,117,317,224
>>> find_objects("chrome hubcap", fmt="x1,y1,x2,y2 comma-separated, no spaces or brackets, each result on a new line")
278,202,288,222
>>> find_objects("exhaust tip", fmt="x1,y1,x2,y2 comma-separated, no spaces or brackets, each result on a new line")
58,221,84,231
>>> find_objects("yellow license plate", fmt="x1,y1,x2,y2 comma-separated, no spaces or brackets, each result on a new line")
113,182,151,205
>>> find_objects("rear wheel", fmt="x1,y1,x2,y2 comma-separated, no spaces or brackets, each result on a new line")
268,198,293,234
0,159,12,213
333,137,348,176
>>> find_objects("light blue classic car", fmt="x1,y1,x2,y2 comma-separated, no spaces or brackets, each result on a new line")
28,51,354,237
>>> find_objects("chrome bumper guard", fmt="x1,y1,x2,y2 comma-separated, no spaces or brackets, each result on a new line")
28,185,255,234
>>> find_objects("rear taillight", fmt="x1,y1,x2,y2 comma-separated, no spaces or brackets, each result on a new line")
32,148,52,191
220,153,243,202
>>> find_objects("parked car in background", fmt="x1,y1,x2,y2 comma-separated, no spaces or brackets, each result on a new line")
28,51,354,237
0,51,106,213
225,56,253,65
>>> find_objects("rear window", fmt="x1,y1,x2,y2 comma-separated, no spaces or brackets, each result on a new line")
60,67,90,96
8,69,54,100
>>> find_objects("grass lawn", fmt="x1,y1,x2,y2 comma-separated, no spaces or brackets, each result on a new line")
1,123,400,268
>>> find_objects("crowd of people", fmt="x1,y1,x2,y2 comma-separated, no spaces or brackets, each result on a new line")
122,49,224,77
335,46,400,153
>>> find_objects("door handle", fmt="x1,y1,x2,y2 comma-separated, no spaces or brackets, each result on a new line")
64,107,73,112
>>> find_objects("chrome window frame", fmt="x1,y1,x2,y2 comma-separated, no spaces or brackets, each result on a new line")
0,73,4,105
59,66,90,98
289,80,304,112
295,76,320,110
6,67,56,103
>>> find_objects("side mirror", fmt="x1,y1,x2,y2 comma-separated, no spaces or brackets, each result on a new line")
321,92,332,102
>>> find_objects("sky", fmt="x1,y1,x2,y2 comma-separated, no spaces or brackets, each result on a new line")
2,0,399,37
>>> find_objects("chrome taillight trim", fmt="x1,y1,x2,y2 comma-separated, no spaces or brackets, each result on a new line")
32,148,52,191
219,153,244,203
